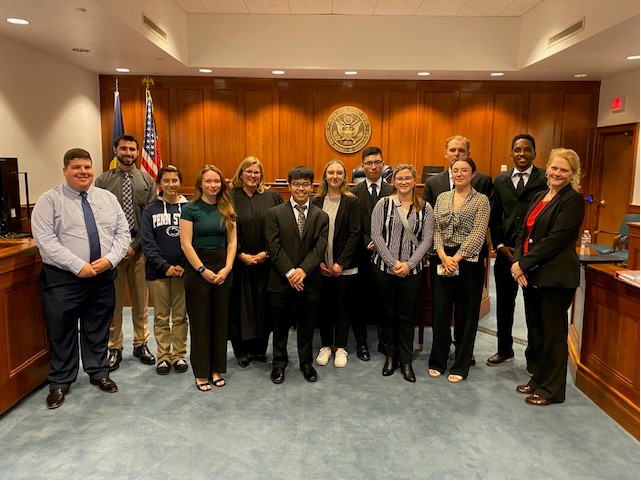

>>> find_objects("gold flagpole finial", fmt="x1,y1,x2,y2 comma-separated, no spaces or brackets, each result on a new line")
142,76,155,89
115,78,119,93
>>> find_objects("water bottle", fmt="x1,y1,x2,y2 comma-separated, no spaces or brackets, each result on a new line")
580,229,591,256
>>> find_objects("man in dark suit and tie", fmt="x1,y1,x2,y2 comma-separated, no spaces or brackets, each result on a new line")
265,166,329,384
487,134,547,368
350,146,393,359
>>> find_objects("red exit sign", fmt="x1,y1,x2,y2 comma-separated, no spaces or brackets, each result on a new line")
611,96,626,112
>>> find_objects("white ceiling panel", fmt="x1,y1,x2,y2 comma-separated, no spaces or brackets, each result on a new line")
199,0,249,13
332,0,378,15
458,0,514,17
244,0,290,14
499,0,542,16
174,0,208,13
374,0,423,16
288,0,332,15
415,0,468,16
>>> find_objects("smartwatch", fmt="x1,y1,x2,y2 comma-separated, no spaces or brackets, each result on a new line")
197,266,206,274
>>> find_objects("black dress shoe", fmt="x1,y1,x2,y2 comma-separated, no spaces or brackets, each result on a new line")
525,394,551,406
237,356,252,368
377,342,386,355
486,352,515,366
382,357,398,376
133,345,155,365
516,384,534,394
107,349,122,371
254,354,267,363
90,377,118,393
401,363,416,383
301,364,318,382
356,345,370,361
271,367,285,384
46,388,68,409
470,355,476,366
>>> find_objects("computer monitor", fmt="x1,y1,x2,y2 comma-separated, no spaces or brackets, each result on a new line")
421,166,444,184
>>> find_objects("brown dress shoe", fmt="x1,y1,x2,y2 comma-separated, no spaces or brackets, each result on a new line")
516,384,534,394
525,394,551,406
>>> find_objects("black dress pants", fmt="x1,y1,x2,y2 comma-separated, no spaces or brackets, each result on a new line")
523,286,575,402
429,255,484,378
318,274,357,349
185,249,231,378
270,290,318,369
493,250,519,357
371,268,422,365
351,260,374,347
40,265,116,391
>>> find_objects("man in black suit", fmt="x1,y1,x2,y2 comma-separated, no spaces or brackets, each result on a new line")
265,166,329,384
487,134,547,368
350,146,394,360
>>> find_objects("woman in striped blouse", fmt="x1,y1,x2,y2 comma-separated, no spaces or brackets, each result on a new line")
428,156,490,383
371,164,434,382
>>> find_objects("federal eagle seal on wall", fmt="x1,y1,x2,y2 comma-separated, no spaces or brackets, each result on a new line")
325,106,371,154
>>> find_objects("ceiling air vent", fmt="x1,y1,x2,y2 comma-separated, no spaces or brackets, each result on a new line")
547,18,584,48
142,13,167,42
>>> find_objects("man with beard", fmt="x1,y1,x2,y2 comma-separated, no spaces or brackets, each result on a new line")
95,135,157,370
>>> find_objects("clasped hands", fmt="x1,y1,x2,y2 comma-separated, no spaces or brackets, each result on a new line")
288,268,306,291
77,258,113,278
320,262,343,277
238,251,268,266
510,261,528,287
201,266,231,285
439,255,459,277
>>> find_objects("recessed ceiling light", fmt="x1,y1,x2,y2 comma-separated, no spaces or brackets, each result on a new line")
272,70,285,75
6,17,29,25
574,73,588,78
626,55,640,60
490,72,504,77
115,68,130,73
72,48,90,53
417,72,431,76
345,71,358,75
199,68,213,73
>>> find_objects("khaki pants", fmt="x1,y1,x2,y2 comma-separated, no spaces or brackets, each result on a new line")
147,277,188,362
108,249,150,350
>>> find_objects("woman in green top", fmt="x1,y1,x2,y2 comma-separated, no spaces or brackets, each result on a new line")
180,165,237,392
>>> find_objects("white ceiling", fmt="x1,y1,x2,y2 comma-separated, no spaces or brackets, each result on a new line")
0,0,637,81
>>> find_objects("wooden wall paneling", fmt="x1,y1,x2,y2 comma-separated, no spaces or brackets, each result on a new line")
151,88,170,170
206,89,242,182
171,89,206,191
489,93,525,178
422,92,456,167
457,92,494,175
560,93,597,164
277,89,313,180
387,91,420,168
525,92,562,167
244,90,276,180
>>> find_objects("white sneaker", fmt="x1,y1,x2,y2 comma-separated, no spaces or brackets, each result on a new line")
316,347,332,366
334,350,348,368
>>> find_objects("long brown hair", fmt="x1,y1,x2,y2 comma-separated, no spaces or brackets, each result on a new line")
192,164,236,232
315,159,355,198
390,164,424,212
231,156,269,193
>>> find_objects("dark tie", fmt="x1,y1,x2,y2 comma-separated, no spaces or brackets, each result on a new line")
122,172,135,231
80,191,101,262
370,183,378,199
295,204,307,238
515,172,525,195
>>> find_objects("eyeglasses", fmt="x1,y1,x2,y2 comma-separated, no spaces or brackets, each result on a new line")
290,182,312,189
395,176,414,182
363,160,383,168
243,170,261,176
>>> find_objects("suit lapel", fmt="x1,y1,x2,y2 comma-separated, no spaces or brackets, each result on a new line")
301,205,316,240
334,196,346,235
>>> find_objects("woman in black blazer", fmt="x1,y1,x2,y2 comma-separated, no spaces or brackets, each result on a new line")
511,148,585,406
312,160,361,368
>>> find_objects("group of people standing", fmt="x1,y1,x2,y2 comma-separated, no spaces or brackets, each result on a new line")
32,131,585,410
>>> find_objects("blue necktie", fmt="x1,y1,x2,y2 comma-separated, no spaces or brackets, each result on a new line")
80,191,101,262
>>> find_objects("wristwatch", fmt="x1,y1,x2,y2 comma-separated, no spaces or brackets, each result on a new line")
197,266,206,274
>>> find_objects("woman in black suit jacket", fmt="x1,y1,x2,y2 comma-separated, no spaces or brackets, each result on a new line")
312,160,361,368
511,148,585,406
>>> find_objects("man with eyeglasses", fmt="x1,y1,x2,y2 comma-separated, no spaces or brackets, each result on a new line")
265,166,329,384
351,146,393,360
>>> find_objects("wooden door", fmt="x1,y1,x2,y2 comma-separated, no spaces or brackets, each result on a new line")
592,124,638,246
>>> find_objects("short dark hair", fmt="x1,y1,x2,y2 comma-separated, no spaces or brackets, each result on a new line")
511,133,536,153
157,165,183,184
113,134,139,150
288,166,314,183
453,156,477,173
63,148,91,167
362,146,383,161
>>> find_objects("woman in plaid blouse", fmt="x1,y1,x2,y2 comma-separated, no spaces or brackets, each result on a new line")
428,157,490,383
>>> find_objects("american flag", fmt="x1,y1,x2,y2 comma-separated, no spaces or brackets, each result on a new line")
141,87,162,180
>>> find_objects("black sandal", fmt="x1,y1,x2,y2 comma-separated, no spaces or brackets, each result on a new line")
212,378,226,387
196,381,211,392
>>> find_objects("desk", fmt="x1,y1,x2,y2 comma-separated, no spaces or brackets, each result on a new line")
569,263,639,439
0,238,49,415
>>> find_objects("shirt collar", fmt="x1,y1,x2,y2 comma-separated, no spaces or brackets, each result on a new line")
512,165,534,177
290,197,310,211
63,182,90,196
366,178,382,190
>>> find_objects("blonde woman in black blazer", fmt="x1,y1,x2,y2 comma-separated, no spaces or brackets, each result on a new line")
312,160,361,368
511,148,585,406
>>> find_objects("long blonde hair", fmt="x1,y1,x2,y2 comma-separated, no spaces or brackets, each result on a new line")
390,164,424,211
192,164,236,232
547,148,582,191
231,156,269,193
315,159,355,198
